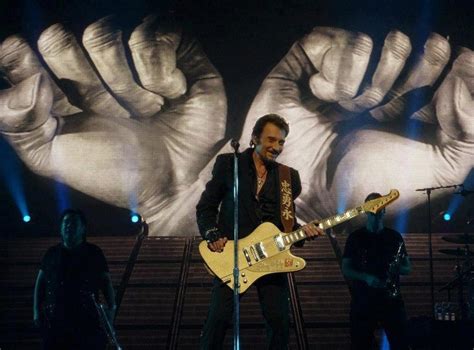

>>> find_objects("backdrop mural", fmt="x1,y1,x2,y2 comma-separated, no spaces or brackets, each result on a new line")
0,0,473,236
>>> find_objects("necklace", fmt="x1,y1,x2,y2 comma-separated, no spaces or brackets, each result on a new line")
256,169,267,194
253,151,267,195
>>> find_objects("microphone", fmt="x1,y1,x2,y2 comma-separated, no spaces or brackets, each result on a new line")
415,184,463,191
231,139,240,153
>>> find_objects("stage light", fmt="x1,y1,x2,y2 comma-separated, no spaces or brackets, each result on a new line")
443,213,451,221
1,138,30,226
395,208,409,234
131,213,140,223
54,181,71,213
380,331,389,350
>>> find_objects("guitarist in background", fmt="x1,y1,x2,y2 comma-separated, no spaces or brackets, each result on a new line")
196,114,323,349
33,209,116,349
342,193,412,350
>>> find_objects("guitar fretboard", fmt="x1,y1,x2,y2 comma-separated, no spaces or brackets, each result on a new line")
281,206,364,246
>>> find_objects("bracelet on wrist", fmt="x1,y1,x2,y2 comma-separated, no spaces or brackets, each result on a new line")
204,227,220,243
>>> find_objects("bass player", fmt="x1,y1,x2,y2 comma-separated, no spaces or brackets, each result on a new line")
342,192,412,350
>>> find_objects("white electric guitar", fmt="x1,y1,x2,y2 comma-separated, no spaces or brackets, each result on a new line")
199,189,400,293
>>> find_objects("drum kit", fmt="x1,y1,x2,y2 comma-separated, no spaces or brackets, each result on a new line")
438,218,474,320
414,184,474,321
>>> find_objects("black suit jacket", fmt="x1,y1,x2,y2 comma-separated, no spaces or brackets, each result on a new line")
196,147,302,240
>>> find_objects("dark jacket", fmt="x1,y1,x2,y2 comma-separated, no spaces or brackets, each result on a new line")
196,147,302,240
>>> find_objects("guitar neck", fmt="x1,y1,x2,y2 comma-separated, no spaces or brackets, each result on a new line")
282,206,365,246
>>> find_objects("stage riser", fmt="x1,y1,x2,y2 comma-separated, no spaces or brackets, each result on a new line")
0,233,470,348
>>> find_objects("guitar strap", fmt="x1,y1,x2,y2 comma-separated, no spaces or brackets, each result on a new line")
279,164,309,348
278,164,294,233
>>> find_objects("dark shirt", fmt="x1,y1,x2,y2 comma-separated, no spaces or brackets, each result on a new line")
343,227,407,301
196,147,302,240
40,241,108,323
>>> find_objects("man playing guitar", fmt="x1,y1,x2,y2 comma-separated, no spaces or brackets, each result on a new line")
196,114,322,349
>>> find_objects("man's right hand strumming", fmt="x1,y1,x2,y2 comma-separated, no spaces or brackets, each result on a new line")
207,237,228,253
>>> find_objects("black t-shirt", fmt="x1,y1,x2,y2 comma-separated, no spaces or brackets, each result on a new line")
343,227,407,301
40,241,109,322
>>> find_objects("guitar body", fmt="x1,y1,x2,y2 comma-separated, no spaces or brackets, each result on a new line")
199,222,306,294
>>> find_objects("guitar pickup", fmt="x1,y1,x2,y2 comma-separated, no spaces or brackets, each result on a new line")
274,234,285,251
242,248,252,266
254,242,267,259
250,246,259,261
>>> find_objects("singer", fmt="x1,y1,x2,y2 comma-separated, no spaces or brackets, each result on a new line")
196,114,323,349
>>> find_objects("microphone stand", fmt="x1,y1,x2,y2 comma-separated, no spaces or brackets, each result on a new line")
231,139,240,350
416,184,463,318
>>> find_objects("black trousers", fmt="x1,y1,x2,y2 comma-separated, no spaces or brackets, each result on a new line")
42,320,107,350
350,296,409,350
200,273,290,350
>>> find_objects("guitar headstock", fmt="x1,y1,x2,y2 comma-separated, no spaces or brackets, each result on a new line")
362,189,400,214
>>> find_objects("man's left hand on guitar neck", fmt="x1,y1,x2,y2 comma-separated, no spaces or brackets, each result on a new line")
301,222,325,240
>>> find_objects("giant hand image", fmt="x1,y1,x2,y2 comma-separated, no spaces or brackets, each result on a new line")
242,27,474,229
0,20,473,235
0,16,227,235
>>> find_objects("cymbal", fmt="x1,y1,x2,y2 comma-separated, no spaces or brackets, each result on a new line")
442,235,474,244
439,248,474,257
